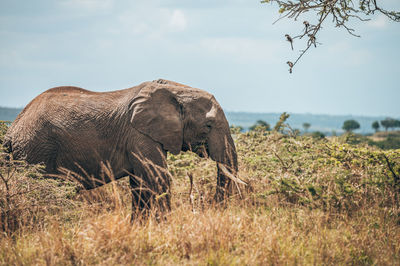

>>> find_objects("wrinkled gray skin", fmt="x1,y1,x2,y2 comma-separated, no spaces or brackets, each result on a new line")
3,79,238,215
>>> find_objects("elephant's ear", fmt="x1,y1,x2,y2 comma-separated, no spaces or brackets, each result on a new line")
129,85,183,155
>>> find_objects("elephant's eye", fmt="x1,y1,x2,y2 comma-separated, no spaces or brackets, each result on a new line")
205,121,213,130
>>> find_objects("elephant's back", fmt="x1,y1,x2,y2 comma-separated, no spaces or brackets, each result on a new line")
43,86,95,94
15,85,130,120
3,86,122,162
5,84,139,138
8,86,94,132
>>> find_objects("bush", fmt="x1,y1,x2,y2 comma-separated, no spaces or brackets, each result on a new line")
368,133,400,150
235,131,399,213
0,158,79,234
0,121,10,143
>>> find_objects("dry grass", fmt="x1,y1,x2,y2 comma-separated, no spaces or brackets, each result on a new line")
0,130,399,265
1,203,399,265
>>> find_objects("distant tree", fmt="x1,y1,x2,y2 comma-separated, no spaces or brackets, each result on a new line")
342,120,360,133
274,112,290,132
381,119,390,131
230,125,243,134
302,122,311,133
380,118,400,131
250,120,270,131
394,120,400,130
311,131,325,139
261,0,400,73
372,121,380,133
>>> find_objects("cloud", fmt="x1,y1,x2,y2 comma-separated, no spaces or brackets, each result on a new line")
114,8,188,39
367,15,388,29
169,9,187,32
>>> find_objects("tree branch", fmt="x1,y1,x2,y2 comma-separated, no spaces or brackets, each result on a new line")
262,0,400,73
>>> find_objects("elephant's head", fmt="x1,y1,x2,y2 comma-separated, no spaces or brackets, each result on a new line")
129,79,239,200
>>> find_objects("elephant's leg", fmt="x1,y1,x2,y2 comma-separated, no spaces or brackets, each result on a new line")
129,174,154,217
129,144,171,218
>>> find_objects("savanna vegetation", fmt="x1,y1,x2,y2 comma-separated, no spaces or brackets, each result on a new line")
0,120,399,265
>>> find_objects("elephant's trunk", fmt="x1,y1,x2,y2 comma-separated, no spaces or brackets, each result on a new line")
208,130,242,201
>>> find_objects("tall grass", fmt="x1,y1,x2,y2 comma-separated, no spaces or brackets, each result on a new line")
0,125,399,265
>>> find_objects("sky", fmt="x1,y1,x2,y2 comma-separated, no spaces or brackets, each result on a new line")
0,0,399,117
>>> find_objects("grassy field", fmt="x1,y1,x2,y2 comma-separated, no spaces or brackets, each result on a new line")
0,124,399,265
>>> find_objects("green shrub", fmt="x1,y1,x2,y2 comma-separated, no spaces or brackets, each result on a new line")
369,133,400,150
0,121,10,144
235,131,399,214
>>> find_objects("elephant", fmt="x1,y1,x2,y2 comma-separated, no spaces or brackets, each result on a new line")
3,79,239,215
